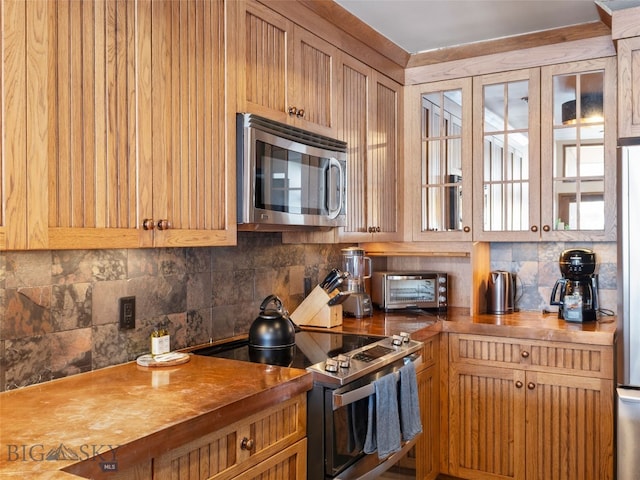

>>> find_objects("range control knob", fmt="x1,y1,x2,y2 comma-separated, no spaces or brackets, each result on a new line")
337,354,351,368
439,295,447,303
325,358,338,373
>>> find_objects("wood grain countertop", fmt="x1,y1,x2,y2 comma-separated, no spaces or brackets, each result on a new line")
321,307,617,346
0,355,312,479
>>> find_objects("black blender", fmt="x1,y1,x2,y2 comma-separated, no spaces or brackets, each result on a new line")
550,248,599,322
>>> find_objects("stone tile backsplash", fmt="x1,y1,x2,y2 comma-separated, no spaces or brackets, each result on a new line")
0,233,345,391
0,236,617,391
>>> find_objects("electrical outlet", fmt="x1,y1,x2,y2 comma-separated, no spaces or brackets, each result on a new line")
119,296,136,330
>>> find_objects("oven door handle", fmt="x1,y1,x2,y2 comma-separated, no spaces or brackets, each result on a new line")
332,355,423,411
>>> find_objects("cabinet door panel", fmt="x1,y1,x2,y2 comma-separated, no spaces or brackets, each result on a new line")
240,1,289,121
339,56,369,238
150,0,231,247
449,363,525,480
292,27,336,136
47,0,141,249
526,371,614,480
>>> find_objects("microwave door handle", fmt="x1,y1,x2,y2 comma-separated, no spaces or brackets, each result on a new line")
326,158,344,220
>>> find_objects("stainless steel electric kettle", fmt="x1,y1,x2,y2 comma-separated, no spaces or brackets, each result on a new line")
486,271,516,314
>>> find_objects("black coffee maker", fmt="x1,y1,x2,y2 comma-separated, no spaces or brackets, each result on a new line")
550,248,599,322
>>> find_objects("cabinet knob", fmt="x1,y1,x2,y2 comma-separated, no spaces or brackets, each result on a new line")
527,382,536,390
530,225,538,232
375,226,381,232
296,108,305,118
142,219,155,230
156,219,170,230
463,226,471,233
288,106,298,116
515,381,523,388
542,225,551,232
241,437,255,451
521,351,530,358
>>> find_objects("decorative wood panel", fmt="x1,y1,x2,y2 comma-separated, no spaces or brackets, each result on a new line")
618,36,640,138
416,364,439,480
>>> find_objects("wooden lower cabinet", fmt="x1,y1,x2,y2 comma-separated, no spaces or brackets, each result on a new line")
154,394,307,480
446,334,614,480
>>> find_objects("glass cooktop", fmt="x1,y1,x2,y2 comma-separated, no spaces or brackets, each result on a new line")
193,330,383,369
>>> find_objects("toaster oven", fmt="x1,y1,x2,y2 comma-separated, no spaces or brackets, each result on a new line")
372,271,448,311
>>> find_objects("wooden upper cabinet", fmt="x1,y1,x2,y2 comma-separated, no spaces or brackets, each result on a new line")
539,57,617,242
3,0,233,250
405,78,473,242
337,53,403,242
236,0,338,137
618,36,640,139
144,0,234,248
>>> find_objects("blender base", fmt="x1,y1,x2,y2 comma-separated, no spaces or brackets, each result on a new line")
342,293,373,318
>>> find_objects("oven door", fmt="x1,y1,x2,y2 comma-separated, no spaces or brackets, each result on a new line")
310,355,422,480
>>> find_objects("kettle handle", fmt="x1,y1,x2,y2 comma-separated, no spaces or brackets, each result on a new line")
260,294,283,312
550,279,566,306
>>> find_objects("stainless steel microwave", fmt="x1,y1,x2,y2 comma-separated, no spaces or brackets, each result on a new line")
236,113,347,229
372,271,449,311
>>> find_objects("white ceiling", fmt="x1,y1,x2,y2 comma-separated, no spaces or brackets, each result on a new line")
333,0,603,54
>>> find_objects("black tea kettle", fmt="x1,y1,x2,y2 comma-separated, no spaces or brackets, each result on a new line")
249,295,296,349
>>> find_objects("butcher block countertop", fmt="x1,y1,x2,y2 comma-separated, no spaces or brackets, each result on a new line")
0,355,312,479
329,307,617,346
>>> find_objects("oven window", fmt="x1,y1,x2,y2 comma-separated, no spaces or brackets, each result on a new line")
255,140,330,215
329,394,370,476
389,278,436,303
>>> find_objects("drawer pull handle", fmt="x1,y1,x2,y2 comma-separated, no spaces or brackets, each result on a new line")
463,226,471,233
515,381,523,388
527,382,536,390
241,437,254,451
521,351,530,358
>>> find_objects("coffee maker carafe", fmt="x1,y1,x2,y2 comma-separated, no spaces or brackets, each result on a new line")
550,248,599,322
341,247,373,317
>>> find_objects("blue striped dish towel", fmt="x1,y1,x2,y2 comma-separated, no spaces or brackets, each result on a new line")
363,372,402,459
399,361,422,441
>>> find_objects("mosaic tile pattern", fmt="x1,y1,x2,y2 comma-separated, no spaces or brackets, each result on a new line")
0,235,618,391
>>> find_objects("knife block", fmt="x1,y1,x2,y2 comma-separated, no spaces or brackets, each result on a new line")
291,285,343,328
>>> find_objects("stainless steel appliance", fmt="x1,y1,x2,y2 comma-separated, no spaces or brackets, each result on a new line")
236,113,347,229
372,271,448,312
194,330,423,480
549,248,599,322
617,144,640,480
486,271,515,314
341,247,373,317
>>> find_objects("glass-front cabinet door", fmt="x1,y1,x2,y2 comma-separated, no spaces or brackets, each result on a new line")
540,57,616,241
472,69,541,241
408,78,472,241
